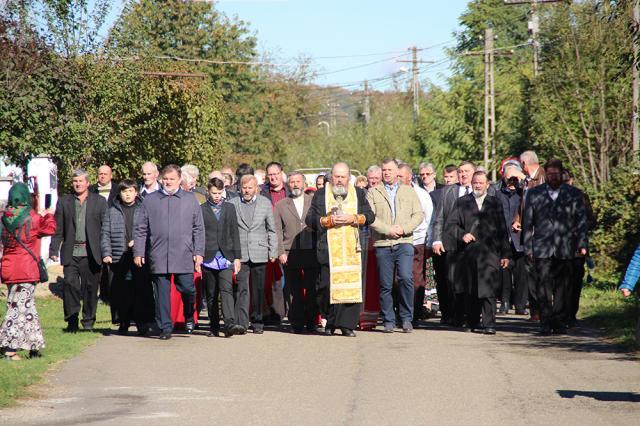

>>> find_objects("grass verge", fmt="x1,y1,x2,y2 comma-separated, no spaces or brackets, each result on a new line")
0,296,109,408
579,284,639,350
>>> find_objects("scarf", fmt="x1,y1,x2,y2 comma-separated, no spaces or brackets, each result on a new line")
2,183,32,238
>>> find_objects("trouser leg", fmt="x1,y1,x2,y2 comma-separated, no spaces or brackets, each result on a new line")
249,263,267,330
217,269,235,329
63,258,82,322
152,274,173,332
512,253,529,311
481,297,496,328
79,257,100,328
535,258,553,328
433,254,450,321
203,268,220,331
395,244,415,324
173,273,195,325
235,263,251,328
376,247,396,327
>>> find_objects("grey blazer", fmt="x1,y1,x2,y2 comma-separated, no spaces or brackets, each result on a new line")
229,195,278,263
522,183,588,260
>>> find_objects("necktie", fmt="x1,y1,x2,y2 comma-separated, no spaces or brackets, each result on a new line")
465,186,470,195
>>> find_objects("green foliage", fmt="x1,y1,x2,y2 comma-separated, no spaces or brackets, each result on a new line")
589,167,640,274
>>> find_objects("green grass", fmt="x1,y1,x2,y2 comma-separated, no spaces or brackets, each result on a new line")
0,296,110,408
578,284,640,350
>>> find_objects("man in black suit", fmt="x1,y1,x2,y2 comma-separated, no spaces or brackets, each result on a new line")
50,169,107,332
431,161,476,326
201,177,242,337
452,171,511,334
523,159,588,335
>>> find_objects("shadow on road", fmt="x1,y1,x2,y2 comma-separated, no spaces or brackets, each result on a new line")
557,390,640,402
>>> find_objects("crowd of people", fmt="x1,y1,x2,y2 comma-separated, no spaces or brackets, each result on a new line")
0,150,605,358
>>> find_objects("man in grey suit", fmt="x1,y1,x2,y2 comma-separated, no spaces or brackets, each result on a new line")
229,174,278,334
430,161,476,327
523,158,588,335
274,171,319,333
134,164,205,340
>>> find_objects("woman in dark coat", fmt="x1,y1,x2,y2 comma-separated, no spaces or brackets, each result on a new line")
0,183,56,360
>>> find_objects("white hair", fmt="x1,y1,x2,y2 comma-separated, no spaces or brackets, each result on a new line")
181,164,200,179
520,151,539,165
367,165,381,175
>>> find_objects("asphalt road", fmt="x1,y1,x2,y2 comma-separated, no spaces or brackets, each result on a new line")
1,316,639,425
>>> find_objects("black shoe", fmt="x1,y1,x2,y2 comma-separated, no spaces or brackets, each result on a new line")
323,327,335,336
159,330,172,340
553,326,568,335
515,309,528,315
185,322,195,334
117,325,128,336
136,324,149,336
484,327,496,335
292,327,305,334
232,325,247,335
539,325,552,336
65,317,79,333
341,328,356,337
81,322,94,331
253,328,264,335
207,329,220,338
28,350,42,359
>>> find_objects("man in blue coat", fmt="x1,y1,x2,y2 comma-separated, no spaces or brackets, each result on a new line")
134,164,205,340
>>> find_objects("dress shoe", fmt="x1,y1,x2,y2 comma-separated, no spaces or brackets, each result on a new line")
232,325,247,335
65,322,79,333
515,309,528,316
383,324,394,333
136,323,150,336
341,328,356,337
253,328,264,335
208,329,220,338
553,326,568,335
159,330,172,340
529,312,541,322
185,321,195,334
484,327,496,335
323,327,335,336
292,327,305,334
117,325,128,336
539,325,552,336
402,321,413,333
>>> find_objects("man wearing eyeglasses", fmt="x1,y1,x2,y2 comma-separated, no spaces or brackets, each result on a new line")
418,163,443,193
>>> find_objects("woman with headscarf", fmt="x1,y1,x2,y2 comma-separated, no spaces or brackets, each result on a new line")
0,183,56,360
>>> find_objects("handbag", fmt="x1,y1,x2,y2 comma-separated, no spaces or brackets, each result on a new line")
9,233,49,283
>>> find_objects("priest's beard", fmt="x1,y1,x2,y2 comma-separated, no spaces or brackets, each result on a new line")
332,185,347,197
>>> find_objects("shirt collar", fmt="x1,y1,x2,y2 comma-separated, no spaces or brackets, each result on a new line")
241,195,257,204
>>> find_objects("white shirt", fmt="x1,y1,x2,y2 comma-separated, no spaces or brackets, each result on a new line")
412,185,434,246
458,185,471,198
548,188,560,201
474,192,487,210
141,181,160,196
292,195,304,218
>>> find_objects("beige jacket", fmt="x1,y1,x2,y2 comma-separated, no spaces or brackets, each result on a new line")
366,183,424,247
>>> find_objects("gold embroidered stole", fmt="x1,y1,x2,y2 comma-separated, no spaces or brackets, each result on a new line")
325,183,362,304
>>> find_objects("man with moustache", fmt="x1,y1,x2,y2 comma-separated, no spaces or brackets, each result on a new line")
452,171,511,334
306,162,375,337
90,165,119,206
274,171,319,333
523,159,588,335
431,161,476,327
51,169,108,332
228,175,278,334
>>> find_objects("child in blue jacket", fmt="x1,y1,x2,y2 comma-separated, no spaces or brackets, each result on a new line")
619,245,640,297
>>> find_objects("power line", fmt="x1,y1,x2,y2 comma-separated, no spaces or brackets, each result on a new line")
314,52,411,77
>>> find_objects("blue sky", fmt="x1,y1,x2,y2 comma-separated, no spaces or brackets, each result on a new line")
106,0,470,89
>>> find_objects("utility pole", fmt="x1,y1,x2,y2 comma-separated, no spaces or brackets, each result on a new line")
329,102,338,136
397,46,434,123
484,28,495,178
633,1,639,160
503,0,564,77
363,80,371,125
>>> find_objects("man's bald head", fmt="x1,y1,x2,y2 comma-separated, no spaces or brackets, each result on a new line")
97,165,112,186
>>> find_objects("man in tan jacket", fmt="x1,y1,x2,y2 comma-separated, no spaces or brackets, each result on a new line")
367,159,424,333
